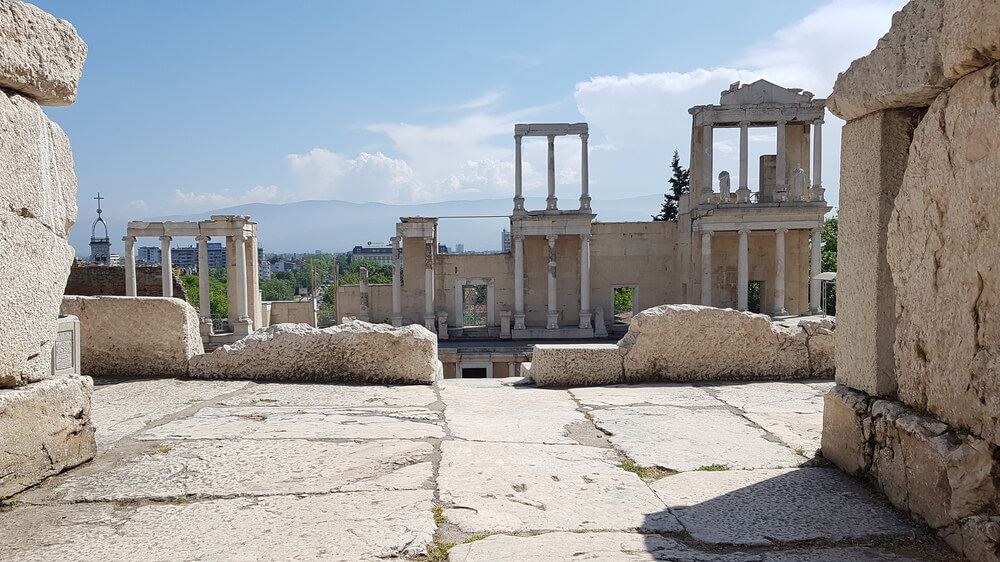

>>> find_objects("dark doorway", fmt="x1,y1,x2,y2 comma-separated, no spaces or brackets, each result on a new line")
461,367,487,378
748,281,763,313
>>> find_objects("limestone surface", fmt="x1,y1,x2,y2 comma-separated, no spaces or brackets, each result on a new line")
217,381,436,408
887,62,1000,445
651,468,917,545
189,321,442,384
440,379,581,444
0,375,96,497
0,0,87,105
940,0,1000,80
570,383,723,408
526,343,624,386
0,89,78,387
447,532,754,562
60,296,204,377
820,384,873,476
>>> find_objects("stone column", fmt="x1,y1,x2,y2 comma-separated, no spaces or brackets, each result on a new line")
359,266,370,322
513,234,525,330
513,134,525,213
579,133,591,210
776,120,787,196
701,231,713,306
546,233,559,329
739,121,749,190
812,119,824,200
701,124,714,203
546,135,557,210
424,237,435,331
774,228,788,315
123,235,137,297
159,235,172,297
737,228,750,311
234,234,249,322
391,236,402,327
811,226,823,314
579,233,591,329
196,234,211,320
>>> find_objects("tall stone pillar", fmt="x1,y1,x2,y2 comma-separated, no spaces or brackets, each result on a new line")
196,234,211,321
546,135,557,210
812,119,824,200
579,233,591,329
701,231,713,306
701,124,714,204
359,266,370,322
774,228,788,315
424,237,435,331
811,226,823,314
513,134,525,213
159,235,172,297
123,235,137,297
234,234,250,323
739,121,749,190
513,234,525,330
737,228,750,311
776,120,787,196
391,236,402,327
579,133,591,211
546,233,559,329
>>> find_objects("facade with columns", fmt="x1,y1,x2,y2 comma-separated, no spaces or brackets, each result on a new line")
123,215,262,337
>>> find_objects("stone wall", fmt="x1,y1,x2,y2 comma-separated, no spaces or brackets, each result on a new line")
823,1,1000,559
64,259,187,299
0,0,95,496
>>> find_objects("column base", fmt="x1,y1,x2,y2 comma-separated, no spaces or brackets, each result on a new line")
810,186,826,202
391,314,403,328
233,318,253,337
500,310,512,339
701,189,714,204
579,196,591,211
436,312,449,340
513,313,526,331
424,315,436,332
546,312,559,330
513,196,525,212
199,319,214,337
736,186,751,203
775,308,788,316
545,196,558,211
578,312,592,330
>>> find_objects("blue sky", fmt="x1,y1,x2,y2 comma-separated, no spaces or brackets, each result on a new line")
34,0,904,246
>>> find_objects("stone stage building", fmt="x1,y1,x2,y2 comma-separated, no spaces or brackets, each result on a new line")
338,81,831,361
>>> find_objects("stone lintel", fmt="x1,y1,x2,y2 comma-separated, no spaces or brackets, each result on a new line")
514,123,588,137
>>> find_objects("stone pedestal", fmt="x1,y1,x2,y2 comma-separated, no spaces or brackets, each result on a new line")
513,313,525,331
437,311,448,340
51,314,80,377
500,310,512,339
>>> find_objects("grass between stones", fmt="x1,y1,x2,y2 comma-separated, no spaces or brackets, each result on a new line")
617,459,675,479
431,506,447,524
145,445,172,455
0,497,23,509
696,464,730,471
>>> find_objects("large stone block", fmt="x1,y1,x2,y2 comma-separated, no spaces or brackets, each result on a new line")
0,89,79,388
60,296,204,377
836,108,923,397
189,321,442,384
820,385,872,477
0,375,96,497
527,344,623,387
619,305,825,382
887,63,1000,444
0,0,86,105
940,0,1000,80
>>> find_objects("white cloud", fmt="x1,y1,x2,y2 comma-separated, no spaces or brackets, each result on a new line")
287,149,425,203
128,199,148,213
169,185,281,213
450,91,505,111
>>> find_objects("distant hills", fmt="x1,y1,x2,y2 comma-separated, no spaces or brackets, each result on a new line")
69,194,664,255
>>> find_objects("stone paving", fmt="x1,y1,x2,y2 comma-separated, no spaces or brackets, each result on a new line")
0,378,962,561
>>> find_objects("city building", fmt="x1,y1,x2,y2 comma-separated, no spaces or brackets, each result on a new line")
88,192,112,264
350,242,394,266
501,229,511,253
137,246,161,264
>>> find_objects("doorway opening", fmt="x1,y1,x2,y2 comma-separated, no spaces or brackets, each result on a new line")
748,280,763,313
462,284,488,327
613,286,637,324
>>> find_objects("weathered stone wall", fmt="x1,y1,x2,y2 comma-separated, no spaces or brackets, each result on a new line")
64,259,187,299
0,0,94,497
824,1,1000,558
61,296,204,377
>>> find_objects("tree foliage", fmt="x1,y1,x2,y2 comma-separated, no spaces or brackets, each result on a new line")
339,260,392,285
180,273,228,317
819,215,838,315
653,150,690,222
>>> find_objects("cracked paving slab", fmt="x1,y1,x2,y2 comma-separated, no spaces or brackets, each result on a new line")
438,441,681,533
32,440,433,502
137,406,444,440
589,406,804,471
216,382,437,408
570,384,723,408
651,468,917,546
440,380,581,444
0,490,434,561
709,381,833,413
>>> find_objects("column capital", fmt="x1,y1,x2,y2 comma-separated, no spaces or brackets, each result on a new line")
546,233,558,245
812,225,823,235
122,235,136,243
424,236,434,245
580,233,592,242
158,235,172,242
547,134,555,142
232,233,248,242
739,120,749,127
814,118,825,126
514,133,523,142
777,119,788,126
513,233,525,242
580,132,589,142
195,234,211,242
738,227,751,236
775,227,789,235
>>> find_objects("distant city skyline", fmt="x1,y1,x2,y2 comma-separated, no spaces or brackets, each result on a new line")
35,0,907,256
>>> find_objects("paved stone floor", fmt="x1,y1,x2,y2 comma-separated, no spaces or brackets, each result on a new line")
0,377,963,561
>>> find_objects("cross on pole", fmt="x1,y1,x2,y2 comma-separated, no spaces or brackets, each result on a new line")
94,192,104,213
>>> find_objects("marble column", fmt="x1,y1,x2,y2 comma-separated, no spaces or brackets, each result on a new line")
812,120,824,197
123,235,137,297
579,133,591,210
701,124,714,203
514,134,525,212
776,120,787,196
513,234,525,330
196,234,211,320
701,231,713,306
159,235,172,297
234,234,249,321
774,228,788,315
739,121,749,190
546,135,557,210
424,237,435,331
579,233,592,329
737,228,750,311
391,236,402,327
359,266,370,322
546,233,559,329
811,227,823,313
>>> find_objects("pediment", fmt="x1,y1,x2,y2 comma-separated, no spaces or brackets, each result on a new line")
720,80,814,105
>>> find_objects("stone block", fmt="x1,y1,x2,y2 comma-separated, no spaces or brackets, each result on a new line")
189,321,441,384
0,89,78,388
0,375,96,497
887,63,1000,445
958,516,1000,562
0,0,87,105
940,0,1000,80
820,385,872,477
60,296,204,377
800,318,836,377
528,344,623,387
828,0,947,121
51,314,80,377
836,108,923,397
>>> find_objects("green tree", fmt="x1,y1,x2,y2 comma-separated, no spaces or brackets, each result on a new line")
653,150,690,222
260,278,296,301
180,272,227,317
339,260,392,284
818,215,837,315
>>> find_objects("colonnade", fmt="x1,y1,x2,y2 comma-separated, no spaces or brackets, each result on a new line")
511,232,591,331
